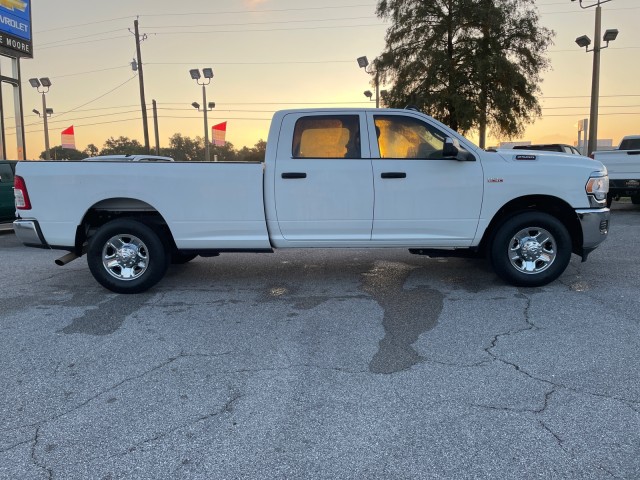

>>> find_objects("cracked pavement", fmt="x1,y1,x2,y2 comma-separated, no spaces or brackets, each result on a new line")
0,203,639,479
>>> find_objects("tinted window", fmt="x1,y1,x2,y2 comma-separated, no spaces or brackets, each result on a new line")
374,115,447,159
620,138,640,150
0,164,13,184
292,115,360,159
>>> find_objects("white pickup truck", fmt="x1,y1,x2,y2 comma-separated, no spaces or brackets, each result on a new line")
592,135,640,206
13,108,610,293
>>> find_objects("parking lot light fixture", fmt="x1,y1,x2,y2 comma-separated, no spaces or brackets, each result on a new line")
357,56,379,108
29,76,53,160
603,28,618,43
575,35,591,49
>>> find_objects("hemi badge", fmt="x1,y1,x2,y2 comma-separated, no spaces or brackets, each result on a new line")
487,178,504,183
515,154,537,160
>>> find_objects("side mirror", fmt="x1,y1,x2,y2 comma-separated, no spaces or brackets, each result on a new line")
443,138,459,158
444,137,475,161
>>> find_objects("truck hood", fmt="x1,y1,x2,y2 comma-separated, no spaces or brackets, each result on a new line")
496,149,607,174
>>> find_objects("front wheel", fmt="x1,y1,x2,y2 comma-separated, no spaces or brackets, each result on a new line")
87,219,169,294
490,212,572,287
631,195,640,205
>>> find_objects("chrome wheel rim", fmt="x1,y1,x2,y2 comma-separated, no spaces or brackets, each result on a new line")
508,227,556,275
101,234,149,281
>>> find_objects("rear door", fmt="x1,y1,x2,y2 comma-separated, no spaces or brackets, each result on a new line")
367,112,484,246
273,112,374,242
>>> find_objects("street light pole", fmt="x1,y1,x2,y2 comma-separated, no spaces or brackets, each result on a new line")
201,83,210,162
28,77,53,160
189,68,214,161
572,0,617,156
41,91,50,159
587,3,602,157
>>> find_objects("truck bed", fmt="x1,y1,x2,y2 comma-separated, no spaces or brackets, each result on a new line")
16,161,271,250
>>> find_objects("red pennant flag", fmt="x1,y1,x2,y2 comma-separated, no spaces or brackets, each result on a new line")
61,125,75,149
212,122,227,146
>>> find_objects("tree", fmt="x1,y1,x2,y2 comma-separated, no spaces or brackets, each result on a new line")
84,144,99,157
161,133,202,161
210,141,237,162
40,145,86,160
99,136,147,156
374,0,553,146
236,139,267,163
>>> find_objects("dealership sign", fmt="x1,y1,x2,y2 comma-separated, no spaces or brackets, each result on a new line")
0,0,32,58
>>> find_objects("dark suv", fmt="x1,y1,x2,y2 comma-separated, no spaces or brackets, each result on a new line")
512,144,582,155
0,160,17,223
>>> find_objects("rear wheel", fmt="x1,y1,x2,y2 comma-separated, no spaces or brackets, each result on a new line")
490,212,572,287
87,219,169,294
631,195,640,205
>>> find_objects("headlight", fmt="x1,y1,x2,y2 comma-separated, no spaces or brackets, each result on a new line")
586,175,609,201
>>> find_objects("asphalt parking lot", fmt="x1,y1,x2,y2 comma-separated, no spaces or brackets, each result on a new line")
1,202,639,479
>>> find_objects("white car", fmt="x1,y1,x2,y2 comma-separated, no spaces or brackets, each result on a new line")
82,155,174,162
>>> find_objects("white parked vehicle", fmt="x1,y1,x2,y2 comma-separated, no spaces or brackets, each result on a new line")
82,154,175,162
13,108,610,293
592,135,640,206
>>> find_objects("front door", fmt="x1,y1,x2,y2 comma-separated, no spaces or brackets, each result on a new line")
367,113,484,246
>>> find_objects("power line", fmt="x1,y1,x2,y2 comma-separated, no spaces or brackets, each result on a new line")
143,23,386,36
36,66,130,80
538,6,640,15
145,15,378,30
36,22,387,50
137,4,378,19
147,60,355,66
38,35,132,51
53,75,139,121
34,4,378,34
37,15,383,47
37,29,128,47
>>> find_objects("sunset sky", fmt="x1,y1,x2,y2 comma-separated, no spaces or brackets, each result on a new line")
4,0,640,159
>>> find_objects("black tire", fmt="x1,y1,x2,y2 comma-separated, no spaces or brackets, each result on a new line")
171,252,198,264
631,195,640,205
606,193,614,208
87,219,169,294
490,212,572,287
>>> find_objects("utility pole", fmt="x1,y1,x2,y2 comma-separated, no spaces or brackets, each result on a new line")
133,19,150,153
152,99,160,155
